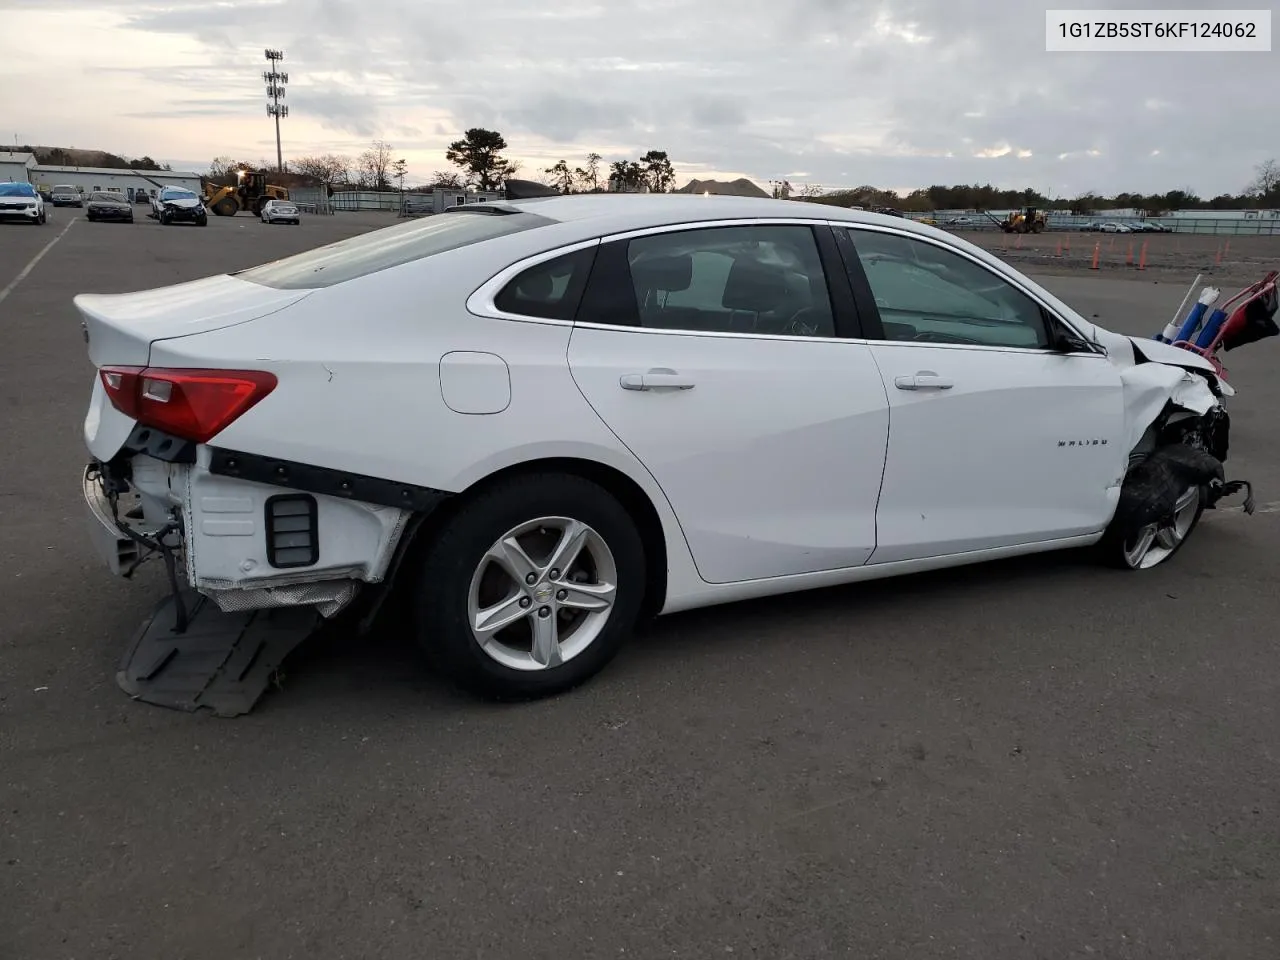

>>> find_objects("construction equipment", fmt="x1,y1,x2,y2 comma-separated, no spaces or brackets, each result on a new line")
974,207,1047,233
203,169,289,217
1000,206,1048,234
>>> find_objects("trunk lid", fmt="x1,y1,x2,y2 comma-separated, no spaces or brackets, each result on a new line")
75,273,312,367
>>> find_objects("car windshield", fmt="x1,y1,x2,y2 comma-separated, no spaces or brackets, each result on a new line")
53,185,76,192
90,192,122,202
235,208,557,290
161,189,197,200
0,183,37,197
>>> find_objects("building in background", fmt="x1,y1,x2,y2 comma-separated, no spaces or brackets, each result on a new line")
26,164,203,202
0,151,37,183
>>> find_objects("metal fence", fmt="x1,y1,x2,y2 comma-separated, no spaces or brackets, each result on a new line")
286,186,332,215
911,213,1280,236
329,190,402,212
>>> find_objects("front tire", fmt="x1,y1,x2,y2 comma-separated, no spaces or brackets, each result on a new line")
1097,442,1220,570
413,473,647,700
1101,482,1205,570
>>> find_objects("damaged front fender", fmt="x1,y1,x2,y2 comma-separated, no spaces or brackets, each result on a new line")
1118,363,1219,458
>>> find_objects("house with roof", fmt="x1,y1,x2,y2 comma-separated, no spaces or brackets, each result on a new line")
0,151,37,184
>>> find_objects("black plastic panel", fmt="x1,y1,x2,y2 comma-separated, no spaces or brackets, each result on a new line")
207,446,452,513
264,494,319,568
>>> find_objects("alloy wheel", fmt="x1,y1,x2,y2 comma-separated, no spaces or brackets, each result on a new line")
1122,485,1201,569
466,516,618,671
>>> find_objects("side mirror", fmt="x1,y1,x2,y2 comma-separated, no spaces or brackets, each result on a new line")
1051,323,1095,353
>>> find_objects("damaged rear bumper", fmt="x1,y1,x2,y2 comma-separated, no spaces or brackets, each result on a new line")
83,444,423,619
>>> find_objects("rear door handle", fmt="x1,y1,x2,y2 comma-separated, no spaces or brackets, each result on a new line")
894,373,954,391
620,369,696,391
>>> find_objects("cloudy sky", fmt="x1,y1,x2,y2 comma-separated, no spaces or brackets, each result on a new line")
2,0,1276,197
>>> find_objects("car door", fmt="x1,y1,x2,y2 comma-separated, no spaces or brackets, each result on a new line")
834,225,1128,565
566,221,890,585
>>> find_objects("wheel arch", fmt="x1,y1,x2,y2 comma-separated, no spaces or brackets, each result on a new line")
397,456,671,620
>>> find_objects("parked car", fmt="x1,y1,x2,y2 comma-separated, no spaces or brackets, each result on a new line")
945,215,978,226
1099,222,1131,233
50,184,82,207
85,191,135,223
260,198,301,225
150,186,208,226
135,189,153,205
0,181,46,224
77,195,1250,702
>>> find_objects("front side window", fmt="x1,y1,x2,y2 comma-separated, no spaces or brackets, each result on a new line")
844,229,1050,349
493,247,596,321
602,224,836,337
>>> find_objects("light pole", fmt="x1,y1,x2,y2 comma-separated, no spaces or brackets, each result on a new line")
264,49,288,173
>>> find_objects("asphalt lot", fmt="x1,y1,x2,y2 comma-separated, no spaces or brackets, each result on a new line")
2,210,1279,959
955,227,1278,281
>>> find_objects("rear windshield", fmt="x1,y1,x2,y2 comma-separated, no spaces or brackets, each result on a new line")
235,208,555,290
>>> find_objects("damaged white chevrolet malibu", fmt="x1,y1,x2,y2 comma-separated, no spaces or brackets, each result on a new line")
78,195,1263,706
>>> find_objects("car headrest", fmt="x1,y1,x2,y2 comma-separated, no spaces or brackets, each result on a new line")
722,258,788,312
631,254,693,292
514,270,553,301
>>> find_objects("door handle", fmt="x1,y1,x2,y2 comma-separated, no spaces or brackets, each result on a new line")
619,369,696,391
894,373,954,391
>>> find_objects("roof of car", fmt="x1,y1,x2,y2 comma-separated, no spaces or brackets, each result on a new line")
472,193,945,240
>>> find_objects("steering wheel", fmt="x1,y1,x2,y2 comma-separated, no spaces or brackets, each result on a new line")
779,308,826,337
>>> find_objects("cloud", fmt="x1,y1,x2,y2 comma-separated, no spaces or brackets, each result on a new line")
4,0,1277,196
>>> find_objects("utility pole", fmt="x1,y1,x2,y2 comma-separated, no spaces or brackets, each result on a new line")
264,49,288,173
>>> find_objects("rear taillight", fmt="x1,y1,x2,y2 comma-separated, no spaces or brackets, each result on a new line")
99,366,277,444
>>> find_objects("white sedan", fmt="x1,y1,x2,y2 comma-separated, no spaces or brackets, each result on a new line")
260,199,300,224
76,196,1252,702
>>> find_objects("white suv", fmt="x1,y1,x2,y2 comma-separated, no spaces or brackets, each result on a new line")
0,181,47,224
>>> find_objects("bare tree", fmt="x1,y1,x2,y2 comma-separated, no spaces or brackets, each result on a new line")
358,139,393,190
1249,158,1280,197
427,170,464,189
292,153,352,184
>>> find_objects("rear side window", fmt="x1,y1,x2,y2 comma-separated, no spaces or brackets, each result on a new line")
493,247,596,321
235,209,556,290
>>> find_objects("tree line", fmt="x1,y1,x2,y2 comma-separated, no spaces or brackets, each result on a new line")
268,128,679,195
219,129,1280,215
15,144,171,171
806,160,1280,215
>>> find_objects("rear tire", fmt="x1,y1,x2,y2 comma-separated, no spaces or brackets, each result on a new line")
412,472,647,700
213,198,238,217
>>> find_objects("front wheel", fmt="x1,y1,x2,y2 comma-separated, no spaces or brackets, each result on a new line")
1113,483,1204,569
413,473,647,700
